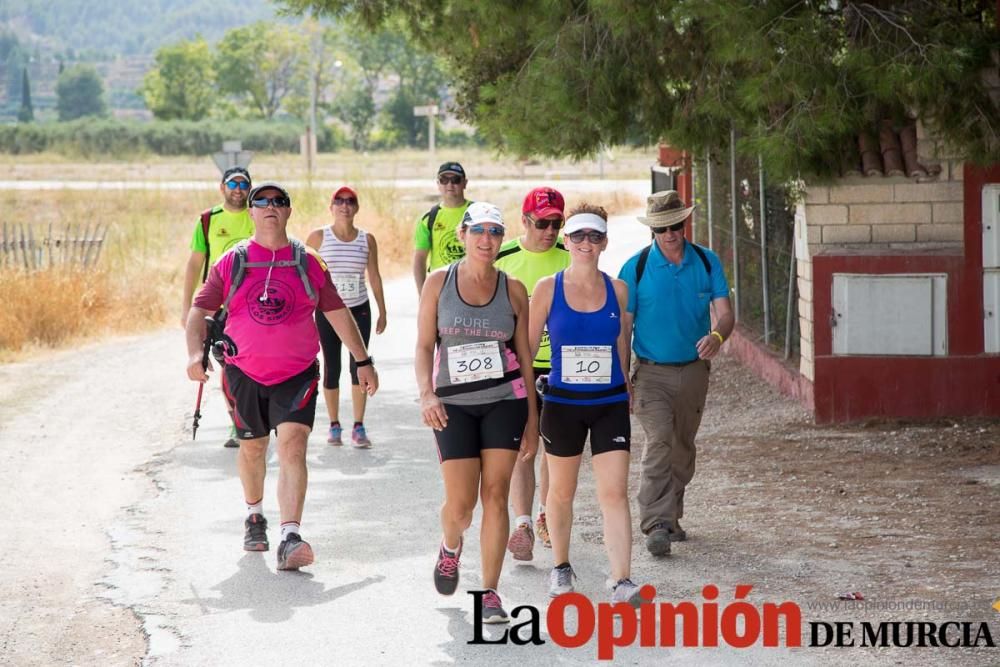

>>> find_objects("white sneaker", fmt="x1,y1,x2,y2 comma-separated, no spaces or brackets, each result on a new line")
611,577,644,608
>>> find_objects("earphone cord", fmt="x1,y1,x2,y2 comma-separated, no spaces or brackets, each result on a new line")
260,249,276,301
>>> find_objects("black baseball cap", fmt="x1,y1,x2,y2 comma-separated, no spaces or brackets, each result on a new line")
222,166,251,185
437,162,466,179
248,181,290,204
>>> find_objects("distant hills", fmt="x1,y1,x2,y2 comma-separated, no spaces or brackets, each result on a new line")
0,0,277,57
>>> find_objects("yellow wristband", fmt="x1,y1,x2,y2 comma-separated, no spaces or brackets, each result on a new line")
711,330,725,345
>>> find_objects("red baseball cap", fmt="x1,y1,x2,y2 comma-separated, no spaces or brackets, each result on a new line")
522,186,565,220
331,186,358,202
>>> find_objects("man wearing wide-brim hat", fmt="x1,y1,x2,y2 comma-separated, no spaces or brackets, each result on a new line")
617,190,735,557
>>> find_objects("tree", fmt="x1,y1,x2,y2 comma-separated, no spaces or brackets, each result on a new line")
17,66,33,122
141,38,215,120
330,81,376,149
215,22,309,119
56,64,107,121
278,0,1000,179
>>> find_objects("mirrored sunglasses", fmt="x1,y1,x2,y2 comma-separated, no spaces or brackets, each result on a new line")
567,230,606,244
467,224,504,237
250,196,290,209
225,180,251,191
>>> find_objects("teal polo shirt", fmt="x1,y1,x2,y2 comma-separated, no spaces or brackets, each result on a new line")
618,240,729,363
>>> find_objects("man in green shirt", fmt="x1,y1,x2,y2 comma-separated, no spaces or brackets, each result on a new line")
412,161,472,293
181,166,255,448
494,186,570,561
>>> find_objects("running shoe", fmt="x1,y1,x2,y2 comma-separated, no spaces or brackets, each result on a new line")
327,422,343,446
506,523,534,561
434,539,462,595
481,589,509,624
646,523,672,556
611,578,644,608
224,424,239,449
535,512,551,548
352,423,372,449
548,564,576,597
243,513,268,552
276,533,314,570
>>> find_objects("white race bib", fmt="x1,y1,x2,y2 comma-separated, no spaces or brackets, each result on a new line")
331,273,362,300
561,345,612,384
447,341,504,385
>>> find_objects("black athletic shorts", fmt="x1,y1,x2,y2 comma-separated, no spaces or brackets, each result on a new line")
223,361,320,440
434,398,529,462
540,400,631,458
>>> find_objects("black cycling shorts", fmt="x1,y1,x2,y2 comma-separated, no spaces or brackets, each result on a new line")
540,400,631,458
223,361,319,440
434,398,529,462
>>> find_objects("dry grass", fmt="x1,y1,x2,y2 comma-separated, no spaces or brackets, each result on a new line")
2,151,649,357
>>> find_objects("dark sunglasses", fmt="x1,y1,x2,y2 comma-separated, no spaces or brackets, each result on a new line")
652,221,686,234
567,230,606,244
225,180,251,191
438,175,463,185
332,196,358,206
250,196,290,209
466,224,504,237
531,217,563,231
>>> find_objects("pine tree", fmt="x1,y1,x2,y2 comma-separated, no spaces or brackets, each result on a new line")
17,66,34,123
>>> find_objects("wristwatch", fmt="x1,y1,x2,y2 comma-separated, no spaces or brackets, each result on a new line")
355,356,375,367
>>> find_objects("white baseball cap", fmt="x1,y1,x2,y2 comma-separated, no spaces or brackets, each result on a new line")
461,202,504,227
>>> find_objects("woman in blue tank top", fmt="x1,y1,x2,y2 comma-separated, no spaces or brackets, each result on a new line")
415,202,538,625
528,203,645,607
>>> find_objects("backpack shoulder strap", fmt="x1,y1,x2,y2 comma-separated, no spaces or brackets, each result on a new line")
222,241,250,313
199,206,221,282
292,239,317,302
636,244,652,283
425,204,441,249
690,242,712,275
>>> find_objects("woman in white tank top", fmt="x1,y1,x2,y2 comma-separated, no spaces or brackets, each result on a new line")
306,186,387,448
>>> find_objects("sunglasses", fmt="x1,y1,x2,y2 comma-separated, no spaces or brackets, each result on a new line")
225,180,250,191
332,196,358,206
438,175,463,185
466,224,504,237
531,217,563,231
567,230,607,244
652,221,686,234
250,196,290,209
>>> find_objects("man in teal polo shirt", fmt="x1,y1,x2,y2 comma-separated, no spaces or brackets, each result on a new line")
618,190,734,557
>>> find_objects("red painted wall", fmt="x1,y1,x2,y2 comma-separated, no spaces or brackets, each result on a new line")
809,163,1000,422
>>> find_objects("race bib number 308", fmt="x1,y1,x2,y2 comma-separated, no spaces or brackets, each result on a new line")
561,345,612,384
447,341,504,384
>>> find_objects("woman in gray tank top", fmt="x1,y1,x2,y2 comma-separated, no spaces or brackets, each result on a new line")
415,202,538,625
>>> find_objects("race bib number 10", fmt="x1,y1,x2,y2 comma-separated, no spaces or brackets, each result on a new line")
331,273,362,300
447,341,504,384
561,345,612,384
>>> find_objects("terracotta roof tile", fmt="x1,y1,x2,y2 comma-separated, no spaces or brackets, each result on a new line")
841,120,942,180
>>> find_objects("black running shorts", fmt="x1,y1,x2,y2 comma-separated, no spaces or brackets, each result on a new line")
434,398,529,462
540,400,631,458
223,361,320,440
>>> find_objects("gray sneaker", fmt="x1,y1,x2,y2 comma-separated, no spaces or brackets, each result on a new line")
548,564,576,597
646,524,672,556
611,578,644,608
481,589,509,624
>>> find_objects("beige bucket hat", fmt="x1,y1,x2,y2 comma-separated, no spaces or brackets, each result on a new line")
637,190,696,227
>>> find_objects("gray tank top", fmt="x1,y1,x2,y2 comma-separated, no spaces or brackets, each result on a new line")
434,262,526,405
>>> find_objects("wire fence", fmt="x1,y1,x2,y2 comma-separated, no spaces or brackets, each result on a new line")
689,135,800,361
0,222,107,271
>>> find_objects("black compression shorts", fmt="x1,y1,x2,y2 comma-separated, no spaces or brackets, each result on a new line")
434,398,529,462
540,400,631,458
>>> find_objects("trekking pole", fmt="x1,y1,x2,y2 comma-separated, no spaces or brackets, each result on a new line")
191,316,216,440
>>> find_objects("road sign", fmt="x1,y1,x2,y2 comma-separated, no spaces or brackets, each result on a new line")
413,105,439,117
212,140,253,174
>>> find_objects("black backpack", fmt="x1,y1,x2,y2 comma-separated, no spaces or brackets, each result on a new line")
220,239,317,313
423,201,473,248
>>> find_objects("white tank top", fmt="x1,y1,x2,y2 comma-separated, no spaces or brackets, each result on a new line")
318,226,369,307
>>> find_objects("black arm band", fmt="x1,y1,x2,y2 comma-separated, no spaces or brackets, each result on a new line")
355,356,374,367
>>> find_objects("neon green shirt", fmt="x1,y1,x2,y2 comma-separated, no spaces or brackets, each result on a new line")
494,237,570,369
190,205,255,281
413,201,471,270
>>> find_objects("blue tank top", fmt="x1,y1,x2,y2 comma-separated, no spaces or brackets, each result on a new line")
546,271,627,405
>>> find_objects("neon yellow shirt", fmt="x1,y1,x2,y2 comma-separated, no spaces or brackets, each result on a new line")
413,201,471,270
190,205,255,281
494,237,570,369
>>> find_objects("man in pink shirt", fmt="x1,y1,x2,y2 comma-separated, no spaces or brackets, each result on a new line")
185,181,378,571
